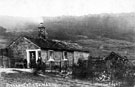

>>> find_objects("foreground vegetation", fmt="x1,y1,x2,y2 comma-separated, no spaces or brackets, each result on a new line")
72,54,135,87
0,71,112,87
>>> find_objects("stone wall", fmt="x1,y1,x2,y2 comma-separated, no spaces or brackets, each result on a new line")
74,51,89,64
8,37,40,67
41,50,88,66
67,52,74,66
41,50,74,67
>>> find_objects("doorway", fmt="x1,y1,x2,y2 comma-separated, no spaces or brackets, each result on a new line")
26,49,41,68
29,51,36,68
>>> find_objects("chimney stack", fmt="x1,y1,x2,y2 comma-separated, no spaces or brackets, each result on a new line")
38,23,48,39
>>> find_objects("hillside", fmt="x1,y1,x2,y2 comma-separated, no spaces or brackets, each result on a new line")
76,38,135,60
0,13,134,59
42,13,135,41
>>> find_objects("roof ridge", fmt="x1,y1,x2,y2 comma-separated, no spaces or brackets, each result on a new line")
9,36,89,52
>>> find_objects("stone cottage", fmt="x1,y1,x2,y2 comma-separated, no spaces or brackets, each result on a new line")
3,23,89,68
105,52,132,71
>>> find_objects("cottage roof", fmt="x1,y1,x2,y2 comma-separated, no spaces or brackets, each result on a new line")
24,36,89,52
105,52,128,61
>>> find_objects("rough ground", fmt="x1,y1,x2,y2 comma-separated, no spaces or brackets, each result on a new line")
0,68,112,87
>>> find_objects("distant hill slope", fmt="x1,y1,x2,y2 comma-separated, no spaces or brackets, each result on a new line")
76,38,135,60
0,13,135,42
0,13,134,59
42,13,135,42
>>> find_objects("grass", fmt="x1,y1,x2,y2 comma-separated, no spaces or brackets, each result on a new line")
0,71,113,87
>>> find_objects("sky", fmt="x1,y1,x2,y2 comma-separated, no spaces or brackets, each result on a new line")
0,0,134,17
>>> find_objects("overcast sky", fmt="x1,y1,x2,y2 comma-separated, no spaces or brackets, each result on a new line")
0,0,134,17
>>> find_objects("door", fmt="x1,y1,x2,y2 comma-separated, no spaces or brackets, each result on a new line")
29,51,36,68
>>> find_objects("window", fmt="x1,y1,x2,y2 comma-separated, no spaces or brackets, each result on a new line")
63,51,68,60
49,51,53,57
48,50,54,62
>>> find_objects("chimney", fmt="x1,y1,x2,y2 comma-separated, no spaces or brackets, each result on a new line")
38,23,48,39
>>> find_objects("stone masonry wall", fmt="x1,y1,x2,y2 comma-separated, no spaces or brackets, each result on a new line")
8,37,40,67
